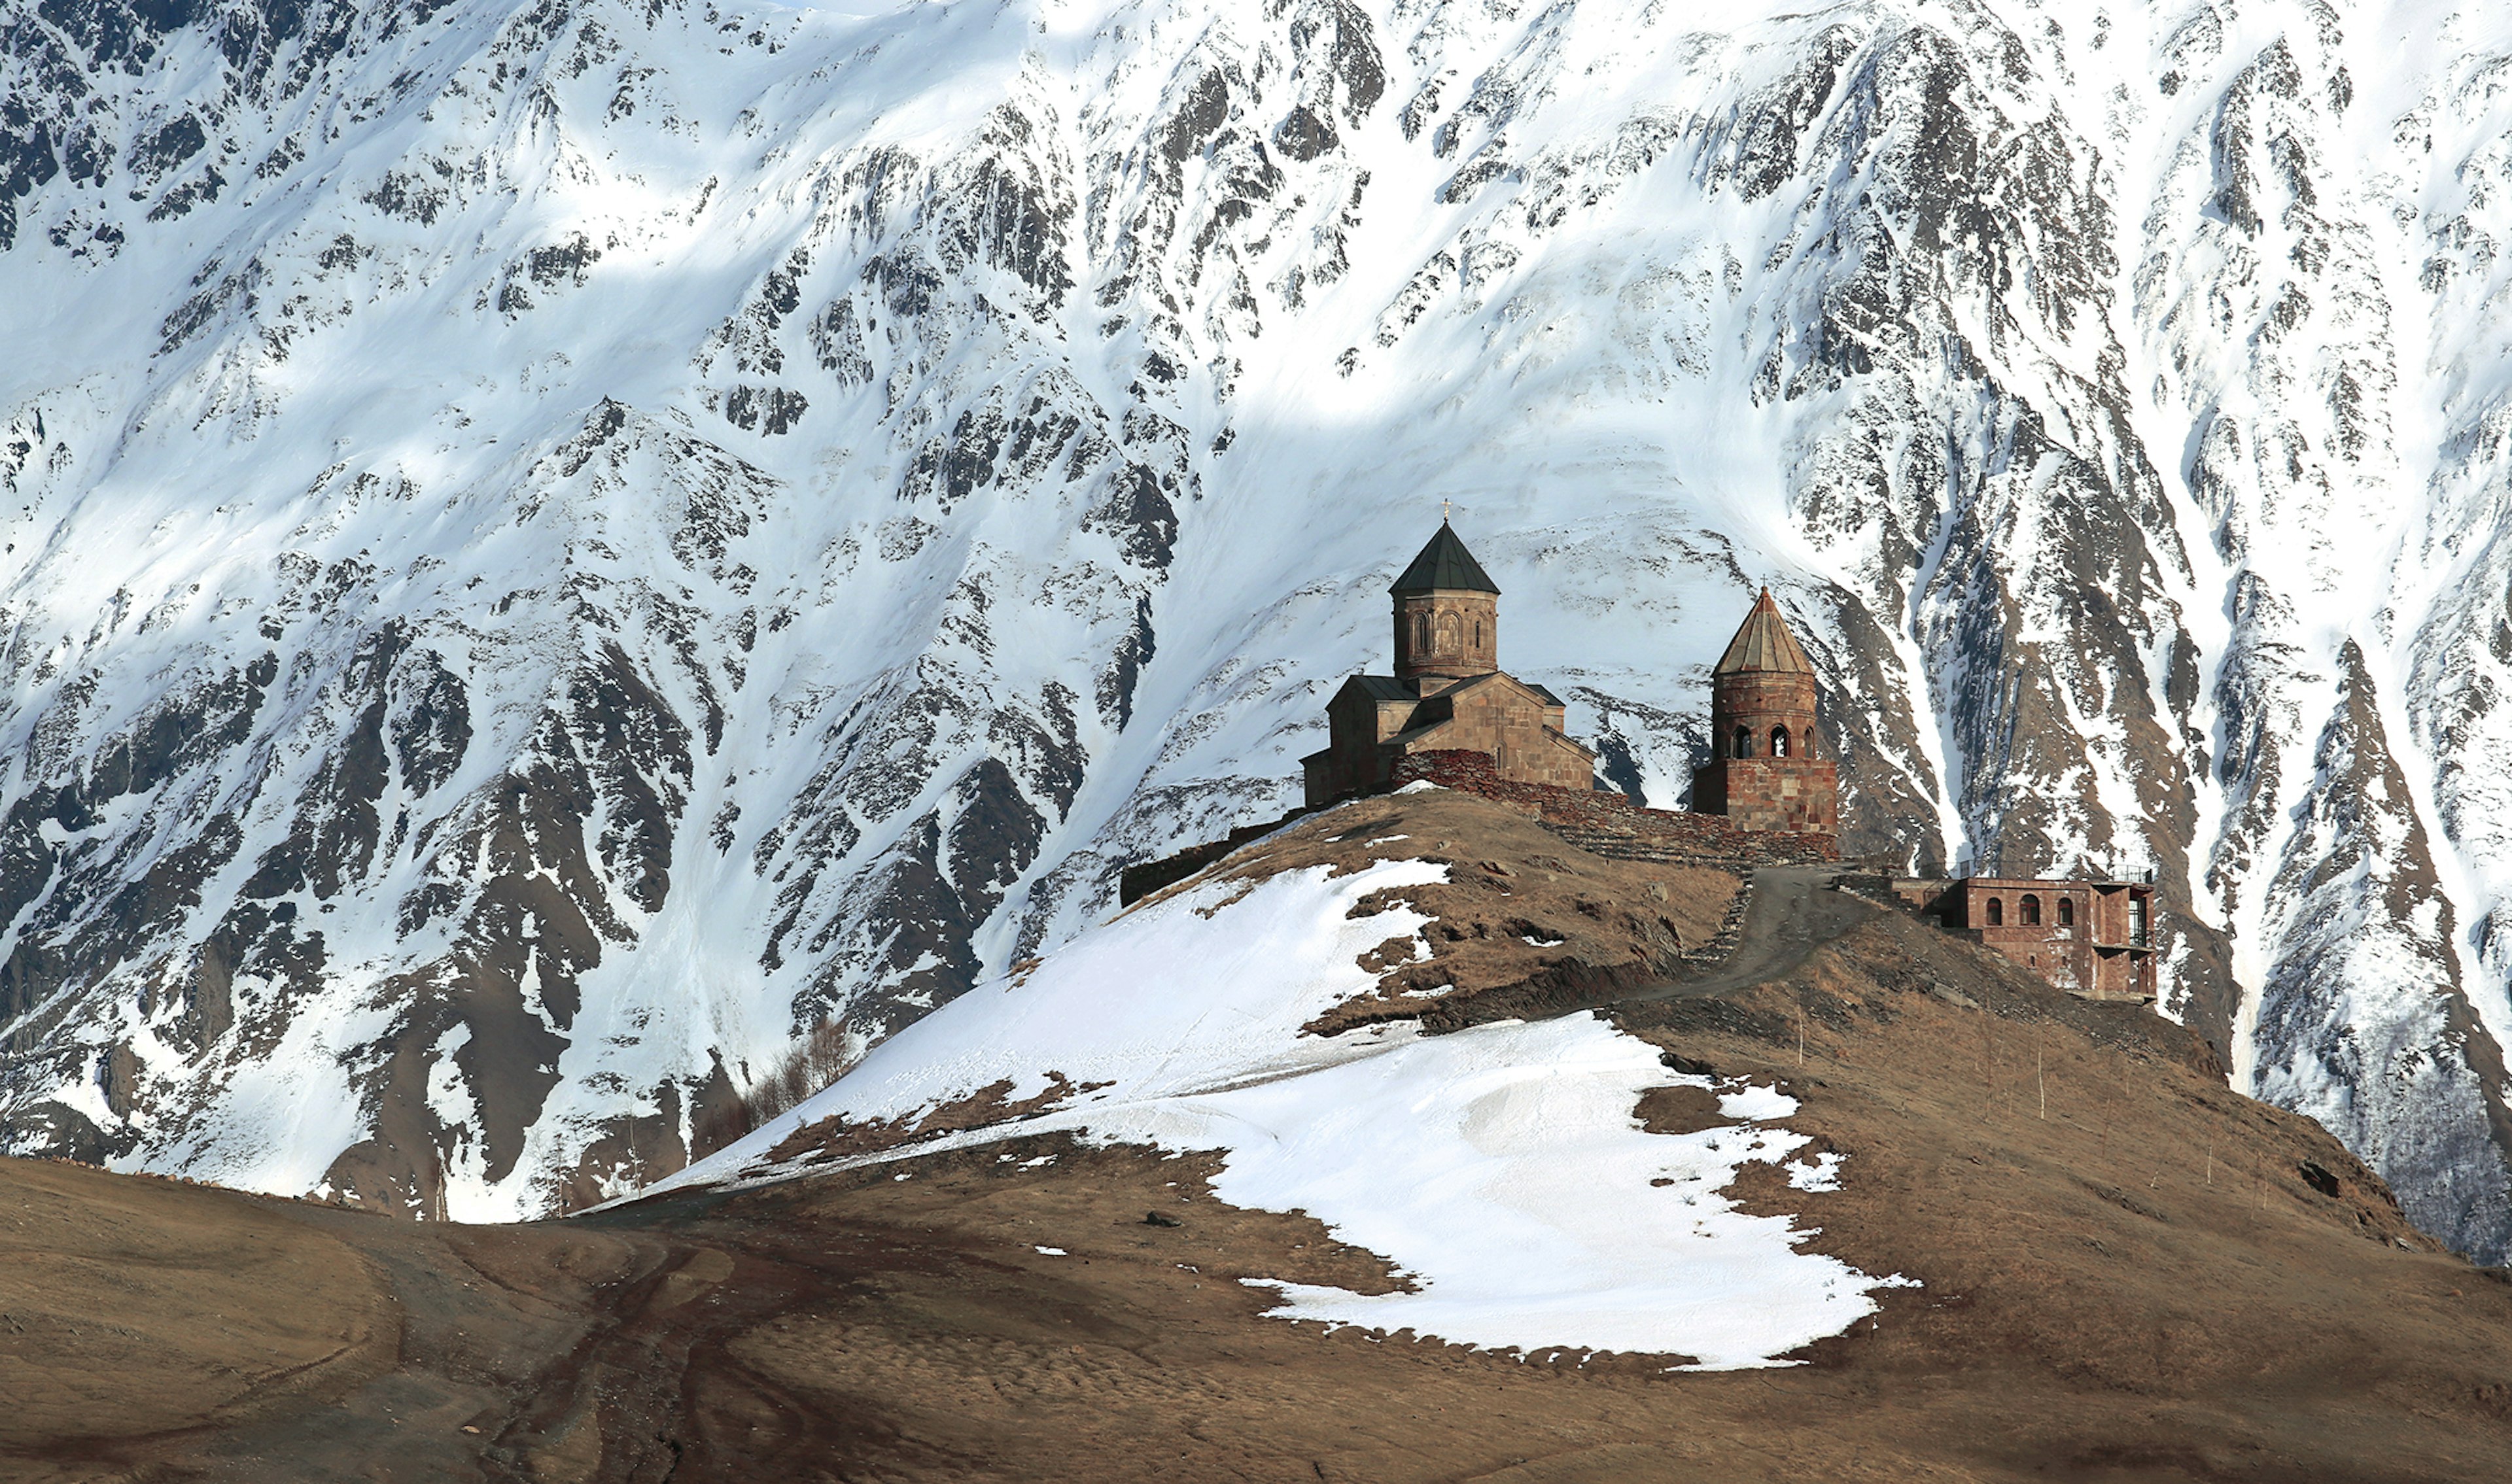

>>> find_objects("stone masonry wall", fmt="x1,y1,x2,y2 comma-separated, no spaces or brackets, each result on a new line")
1390,750,1838,865
1395,592,1499,680
1132,750,1840,910
1710,757,1840,834
1711,670,1821,758
1402,687,1594,791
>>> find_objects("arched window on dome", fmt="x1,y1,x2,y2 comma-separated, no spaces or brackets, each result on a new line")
1803,728,1817,759
1412,612,1429,653
1770,727,1790,756
1734,726,1753,758
1985,897,2004,927
2021,894,2042,926
1437,611,1461,655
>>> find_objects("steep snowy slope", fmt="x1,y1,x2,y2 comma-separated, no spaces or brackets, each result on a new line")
3,0,2511,1254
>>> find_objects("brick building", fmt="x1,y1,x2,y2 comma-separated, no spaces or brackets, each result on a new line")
1688,589,1838,836
1894,876,2157,1001
1301,523,1597,807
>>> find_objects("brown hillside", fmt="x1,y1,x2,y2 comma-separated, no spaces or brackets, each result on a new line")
5,789,2511,1482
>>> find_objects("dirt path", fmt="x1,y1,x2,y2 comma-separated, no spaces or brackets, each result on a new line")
1425,864,1879,1030
1607,865,1877,1006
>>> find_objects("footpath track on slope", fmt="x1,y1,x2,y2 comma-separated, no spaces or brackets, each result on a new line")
1490,865,1880,1027
1610,865,1879,1006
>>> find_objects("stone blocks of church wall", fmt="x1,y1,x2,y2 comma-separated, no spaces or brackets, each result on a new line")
1410,687,1594,789
1395,593,1499,680
1711,671,1821,758
1697,759,1838,835
1310,691,1398,805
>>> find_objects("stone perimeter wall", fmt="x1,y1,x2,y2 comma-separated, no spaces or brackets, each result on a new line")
1118,808,1308,905
1121,750,1840,908
1387,751,1838,866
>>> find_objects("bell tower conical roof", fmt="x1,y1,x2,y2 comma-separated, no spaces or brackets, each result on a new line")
1713,588,1813,675
1391,522,1499,595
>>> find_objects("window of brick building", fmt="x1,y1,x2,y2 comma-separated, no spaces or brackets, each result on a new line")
1734,726,1752,757
2058,898,2075,928
2021,894,2041,925
1986,897,2003,926
1770,727,1790,756
1803,728,1817,758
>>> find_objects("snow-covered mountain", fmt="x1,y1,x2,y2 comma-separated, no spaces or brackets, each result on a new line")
4,0,2511,1254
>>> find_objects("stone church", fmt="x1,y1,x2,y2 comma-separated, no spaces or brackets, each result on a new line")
1299,522,1844,844
1300,523,1598,807
1280,524,2162,998
1688,589,1840,835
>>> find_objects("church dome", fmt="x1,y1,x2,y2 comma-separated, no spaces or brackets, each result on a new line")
1713,588,1813,675
1390,522,1500,595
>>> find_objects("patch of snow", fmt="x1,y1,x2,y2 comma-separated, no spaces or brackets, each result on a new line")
1393,781,1447,795
1717,1082,1798,1122
1786,1152,1845,1193
1143,1015,1904,1370
645,856,1909,1367
1034,1245,1067,1256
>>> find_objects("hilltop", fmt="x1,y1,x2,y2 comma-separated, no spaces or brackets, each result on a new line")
7,787,2510,1481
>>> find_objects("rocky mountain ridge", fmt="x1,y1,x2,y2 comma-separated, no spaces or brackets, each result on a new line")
3,0,2511,1257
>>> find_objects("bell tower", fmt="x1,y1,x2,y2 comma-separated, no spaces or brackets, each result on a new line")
1391,521,1499,682
1690,588,1838,835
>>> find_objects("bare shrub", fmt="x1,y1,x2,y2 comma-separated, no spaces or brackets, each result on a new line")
689,1018,860,1159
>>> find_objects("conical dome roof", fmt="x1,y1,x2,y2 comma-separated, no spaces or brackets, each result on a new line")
1714,588,1813,674
1390,521,1499,595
